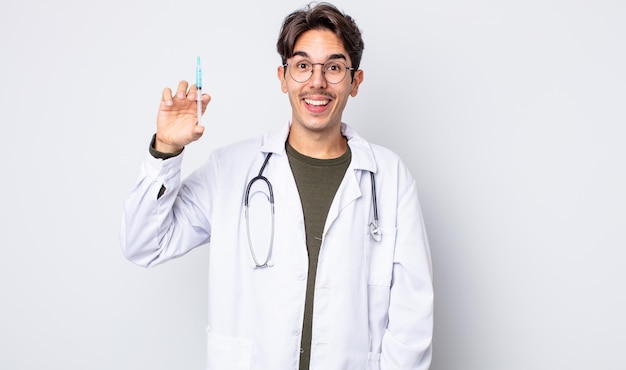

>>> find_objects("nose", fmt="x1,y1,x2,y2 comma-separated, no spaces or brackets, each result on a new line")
309,63,327,88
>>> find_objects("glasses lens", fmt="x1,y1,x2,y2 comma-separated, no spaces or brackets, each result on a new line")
323,61,347,84
289,61,312,83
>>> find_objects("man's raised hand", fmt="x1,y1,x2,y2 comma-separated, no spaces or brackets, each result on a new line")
155,80,211,153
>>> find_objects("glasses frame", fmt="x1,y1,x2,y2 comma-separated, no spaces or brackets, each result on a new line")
283,59,356,84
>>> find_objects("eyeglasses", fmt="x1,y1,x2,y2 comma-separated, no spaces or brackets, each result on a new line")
283,59,355,84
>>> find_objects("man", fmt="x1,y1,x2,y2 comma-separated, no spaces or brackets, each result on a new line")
121,3,433,369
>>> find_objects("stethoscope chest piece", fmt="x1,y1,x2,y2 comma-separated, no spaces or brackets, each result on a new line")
369,222,382,242
368,171,381,242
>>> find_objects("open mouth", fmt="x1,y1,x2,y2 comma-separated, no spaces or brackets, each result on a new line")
304,98,330,106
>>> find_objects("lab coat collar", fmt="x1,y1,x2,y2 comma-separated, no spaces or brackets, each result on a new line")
260,122,378,173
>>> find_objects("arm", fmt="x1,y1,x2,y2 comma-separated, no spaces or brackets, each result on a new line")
120,80,212,267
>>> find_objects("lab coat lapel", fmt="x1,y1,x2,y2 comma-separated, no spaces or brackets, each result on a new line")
259,123,308,254
323,123,377,235
323,168,361,235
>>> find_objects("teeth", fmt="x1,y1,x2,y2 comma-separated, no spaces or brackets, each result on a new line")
305,99,329,106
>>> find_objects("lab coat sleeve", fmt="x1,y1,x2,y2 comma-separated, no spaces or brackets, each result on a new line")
381,170,434,369
120,151,213,268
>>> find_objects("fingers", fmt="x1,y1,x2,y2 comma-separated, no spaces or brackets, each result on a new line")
201,93,212,113
187,84,199,101
180,82,201,102
162,87,173,106
175,80,189,100
155,80,209,150
162,81,209,107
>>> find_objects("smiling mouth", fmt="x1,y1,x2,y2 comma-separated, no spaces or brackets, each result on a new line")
304,98,330,106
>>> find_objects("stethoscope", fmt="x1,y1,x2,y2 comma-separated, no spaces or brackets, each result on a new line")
244,152,381,269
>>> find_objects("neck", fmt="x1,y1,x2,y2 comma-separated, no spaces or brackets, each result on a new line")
287,124,347,159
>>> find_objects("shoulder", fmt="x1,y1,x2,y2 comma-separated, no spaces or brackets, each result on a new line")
345,123,402,170
351,133,407,172
343,123,405,167
369,143,403,164
209,123,289,161
352,134,416,190
188,136,264,182
211,136,263,160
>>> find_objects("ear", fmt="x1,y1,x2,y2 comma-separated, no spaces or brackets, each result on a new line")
350,69,364,97
277,65,288,93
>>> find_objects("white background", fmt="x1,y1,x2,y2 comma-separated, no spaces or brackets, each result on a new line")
1,0,624,369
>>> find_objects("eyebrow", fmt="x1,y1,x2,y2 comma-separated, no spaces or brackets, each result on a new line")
292,51,348,61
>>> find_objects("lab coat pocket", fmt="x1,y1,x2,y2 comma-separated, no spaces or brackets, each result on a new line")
205,329,252,370
366,226,396,357
366,226,396,286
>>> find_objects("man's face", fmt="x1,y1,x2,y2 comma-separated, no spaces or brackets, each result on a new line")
278,29,363,136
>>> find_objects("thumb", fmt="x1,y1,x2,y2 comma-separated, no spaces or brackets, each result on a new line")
191,125,205,141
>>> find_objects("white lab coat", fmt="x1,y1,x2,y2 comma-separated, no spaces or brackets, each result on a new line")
121,122,433,370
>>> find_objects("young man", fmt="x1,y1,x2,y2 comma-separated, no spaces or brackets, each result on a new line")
121,3,433,369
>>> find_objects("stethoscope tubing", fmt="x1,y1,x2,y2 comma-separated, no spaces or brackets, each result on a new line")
244,153,274,208
244,153,275,268
244,152,380,268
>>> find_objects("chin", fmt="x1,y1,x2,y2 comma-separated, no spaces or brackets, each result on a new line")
300,120,340,132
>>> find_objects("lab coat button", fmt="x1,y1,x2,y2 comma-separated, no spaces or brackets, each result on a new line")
291,328,301,336
297,272,306,281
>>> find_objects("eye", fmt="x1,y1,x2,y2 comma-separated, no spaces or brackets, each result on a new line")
295,61,311,71
325,62,344,73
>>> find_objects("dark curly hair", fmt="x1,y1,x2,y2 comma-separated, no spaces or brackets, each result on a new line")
277,2,365,70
